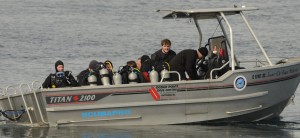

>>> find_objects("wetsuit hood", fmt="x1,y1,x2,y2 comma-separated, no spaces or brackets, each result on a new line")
55,60,64,72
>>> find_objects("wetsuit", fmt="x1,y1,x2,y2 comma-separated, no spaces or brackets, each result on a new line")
77,69,102,86
140,59,153,82
42,71,79,88
169,49,200,81
151,49,176,63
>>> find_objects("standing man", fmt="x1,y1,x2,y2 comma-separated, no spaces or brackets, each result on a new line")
169,47,208,81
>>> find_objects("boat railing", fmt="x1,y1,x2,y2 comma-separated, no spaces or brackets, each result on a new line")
4,85,19,118
19,83,33,125
238,60,269,67
0,88,3,96
31,81,48,125
160,71,181,82
210,61,230,79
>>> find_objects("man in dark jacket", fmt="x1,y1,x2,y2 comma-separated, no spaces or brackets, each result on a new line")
42,60,79,88
169,47,208,81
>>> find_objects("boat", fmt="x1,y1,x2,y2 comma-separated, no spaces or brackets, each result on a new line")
0,6,300,127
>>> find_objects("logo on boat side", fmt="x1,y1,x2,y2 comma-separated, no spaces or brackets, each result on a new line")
45,93,110,104
149,85,178,101
234,75,247,91
81,109,132,118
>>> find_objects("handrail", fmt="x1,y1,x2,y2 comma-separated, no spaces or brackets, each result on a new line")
31,81,48,124
216,15,240,67
210,61,230,79
0,88,3,96
160,71,181,82
193,16,203,48
19,83,33,125
5,86,17,118
220,12,234,71
240,11,273,66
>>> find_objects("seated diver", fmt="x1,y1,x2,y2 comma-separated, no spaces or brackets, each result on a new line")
77,60,103,86
119,60,145,84
104,60,114,85
42,60,79,88
140,55,153,82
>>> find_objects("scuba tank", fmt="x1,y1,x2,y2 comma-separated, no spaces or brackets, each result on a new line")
113,71,122,85
150,66,159,83
128,67,138,84
88,73,97,86
99,63,111,86
160,66,170,82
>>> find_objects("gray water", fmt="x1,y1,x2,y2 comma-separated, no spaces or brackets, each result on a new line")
0,0,300,137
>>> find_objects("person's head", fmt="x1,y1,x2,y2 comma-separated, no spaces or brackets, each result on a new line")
89,60,100,71
136,58,141,70
104,60,113,72
161,39,171,54
127,60,137,68
55,60,64,72
197,47,208,60
140,55,150,64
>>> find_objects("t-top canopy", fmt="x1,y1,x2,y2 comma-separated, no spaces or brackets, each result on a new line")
159,7,258,19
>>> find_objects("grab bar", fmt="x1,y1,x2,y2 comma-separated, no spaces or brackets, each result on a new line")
0,88,3,96
5,86,18,118
160,71,181,82
210,61,229,79
31,81,48,124
19,83,33,125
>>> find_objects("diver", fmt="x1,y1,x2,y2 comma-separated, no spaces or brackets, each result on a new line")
151,39,176,76
169,47,208,81
42,60,79,88
140,55,153,82
119,60,145,84
104,60,114,85
77,60,103,86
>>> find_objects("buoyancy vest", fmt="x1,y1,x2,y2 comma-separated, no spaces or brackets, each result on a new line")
50,71,72,88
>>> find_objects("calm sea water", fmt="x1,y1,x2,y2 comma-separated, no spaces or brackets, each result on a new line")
0,0,300,137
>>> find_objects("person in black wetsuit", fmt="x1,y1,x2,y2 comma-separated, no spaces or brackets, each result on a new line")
104,60,114,85
151,39,176,66
77,60,102,86
169,47,208,81
140,55,153,82
42,60,79,88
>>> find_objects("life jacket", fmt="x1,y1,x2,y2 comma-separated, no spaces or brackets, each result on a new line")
50,71,72,88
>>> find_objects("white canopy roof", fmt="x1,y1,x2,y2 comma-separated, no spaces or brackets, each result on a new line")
160,7,258,19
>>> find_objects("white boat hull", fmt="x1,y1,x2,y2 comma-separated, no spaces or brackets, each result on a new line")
1,58,299,127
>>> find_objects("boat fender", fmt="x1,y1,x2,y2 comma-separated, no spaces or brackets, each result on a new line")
88,74,97,86
99,64,111,86
150,66,159,83
113,71,122,85
128,67,138,84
